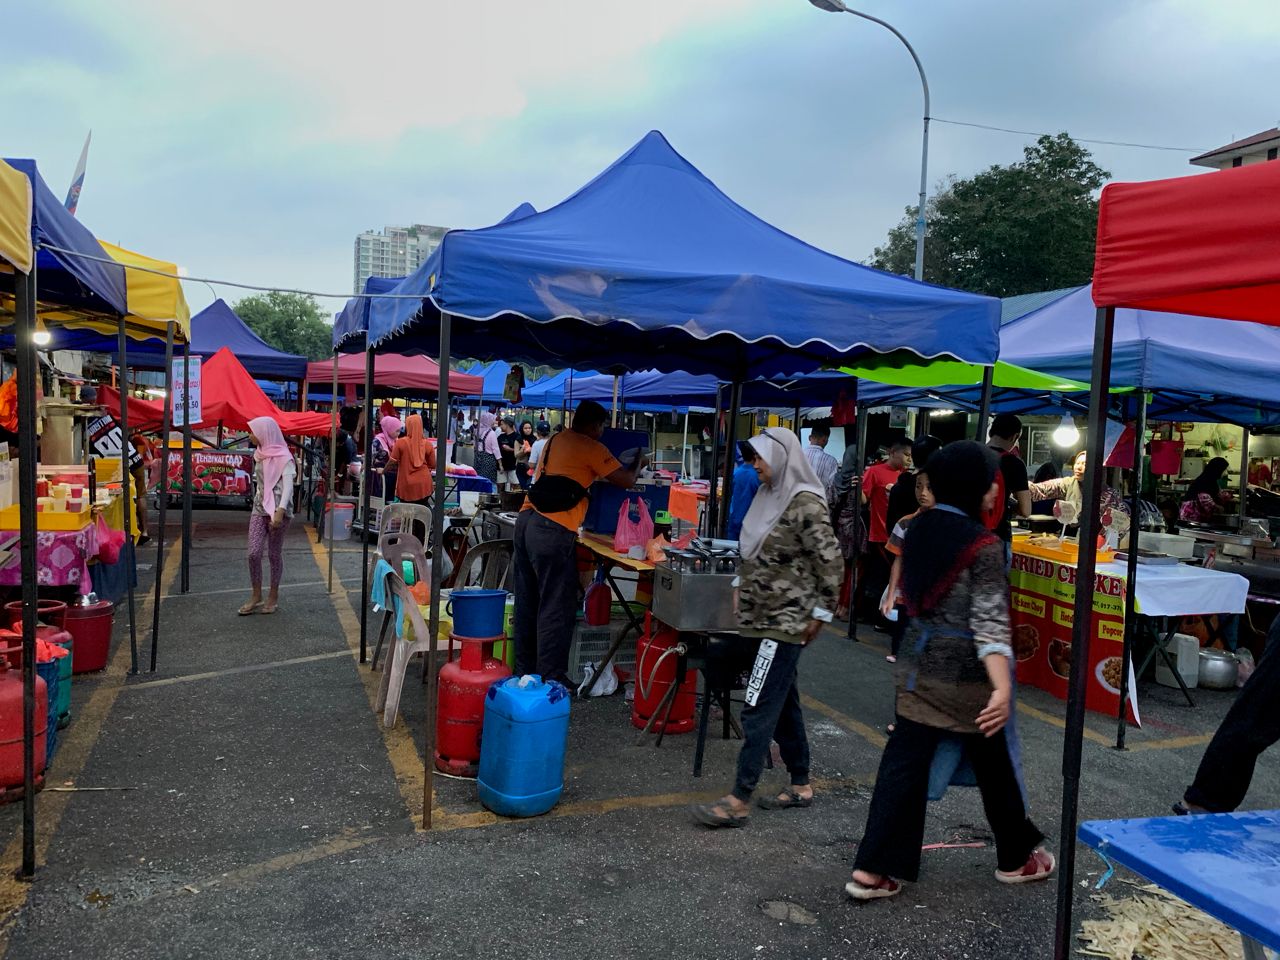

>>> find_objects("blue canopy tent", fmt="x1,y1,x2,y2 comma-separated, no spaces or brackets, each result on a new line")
459,360,514,403
519,368,602,408
106,299,308,381
859,284,1280,426
367,132,998,379
334,276,403,353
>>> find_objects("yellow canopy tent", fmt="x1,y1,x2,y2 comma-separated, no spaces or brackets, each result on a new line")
0,160,33,274
100,241,191,336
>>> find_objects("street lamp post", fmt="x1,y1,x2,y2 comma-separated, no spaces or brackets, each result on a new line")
807,0,931,282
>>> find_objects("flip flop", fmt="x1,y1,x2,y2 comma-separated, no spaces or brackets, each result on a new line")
845,876,902,901
238,601,263,616
690,802,748,829
260,603,278,616
756,790,814,810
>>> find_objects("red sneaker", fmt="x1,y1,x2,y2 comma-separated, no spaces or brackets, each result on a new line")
995,848,1056,885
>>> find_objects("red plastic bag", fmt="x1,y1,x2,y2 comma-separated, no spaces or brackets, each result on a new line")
1149,439,1184,476
1104,425,1137,468
95,514,126,565
613,497,654,553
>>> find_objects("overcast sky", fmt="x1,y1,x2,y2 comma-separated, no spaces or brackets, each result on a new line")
11,0,1279,316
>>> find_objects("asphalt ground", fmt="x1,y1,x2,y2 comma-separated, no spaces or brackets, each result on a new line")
0,507,1273,959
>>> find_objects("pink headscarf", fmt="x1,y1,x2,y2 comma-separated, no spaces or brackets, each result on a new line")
376,415,402,452
477,411,501,457
249,416,291,515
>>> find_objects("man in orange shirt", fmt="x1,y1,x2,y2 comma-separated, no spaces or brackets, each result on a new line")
514,400,646,687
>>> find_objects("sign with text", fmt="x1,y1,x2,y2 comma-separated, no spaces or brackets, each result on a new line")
164,450,252,499
1008,547,1137,722
171,355,202,427
86,413,141,470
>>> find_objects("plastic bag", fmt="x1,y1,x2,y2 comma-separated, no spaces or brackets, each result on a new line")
645,534,671,564
577,661,619,697
1236,648,1255,687
613,497,653,553
95,514,126,565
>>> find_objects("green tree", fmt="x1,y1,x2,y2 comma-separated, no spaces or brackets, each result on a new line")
870,133,1110,297
234,291,333,361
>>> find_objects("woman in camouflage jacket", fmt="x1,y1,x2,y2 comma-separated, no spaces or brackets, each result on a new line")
692,428,842,828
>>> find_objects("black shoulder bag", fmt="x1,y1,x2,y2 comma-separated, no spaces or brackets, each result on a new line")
527,434,591,513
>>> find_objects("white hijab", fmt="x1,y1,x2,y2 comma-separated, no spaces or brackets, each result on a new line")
738,427,827,560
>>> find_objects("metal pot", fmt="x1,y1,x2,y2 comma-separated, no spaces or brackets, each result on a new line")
1197,649,1239,690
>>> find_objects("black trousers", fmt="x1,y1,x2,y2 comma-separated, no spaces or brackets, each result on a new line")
862,542,892,622
854,717,1043,881
732,639,810,803
513,510,580,687
1185,621,1280,812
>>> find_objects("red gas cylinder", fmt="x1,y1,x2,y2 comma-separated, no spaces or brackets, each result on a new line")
435,635,513,777
632,618,696,735
0,655,48,794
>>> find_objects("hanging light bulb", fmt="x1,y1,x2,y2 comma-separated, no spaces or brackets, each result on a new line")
1053,414,1080,447
32,317,51,347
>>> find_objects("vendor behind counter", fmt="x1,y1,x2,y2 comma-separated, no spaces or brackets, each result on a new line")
1029,451,1129,527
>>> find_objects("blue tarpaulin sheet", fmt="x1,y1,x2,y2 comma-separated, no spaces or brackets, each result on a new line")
335,276,404,352
367,132,999,379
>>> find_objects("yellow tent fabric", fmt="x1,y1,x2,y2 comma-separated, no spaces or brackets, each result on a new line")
0,160,33,273
100,241,191,340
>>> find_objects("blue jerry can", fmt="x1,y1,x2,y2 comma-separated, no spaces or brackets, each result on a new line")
477,675,570,817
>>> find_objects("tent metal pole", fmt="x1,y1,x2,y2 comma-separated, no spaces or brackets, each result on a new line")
424,314,452,831
149,323,175,672
15,269,40,877
975,365,995,440
793,404,802,437
1238,427,1250,527
181,342,192,593
705,385,723,538
118,318,139,676
718,382,743,538
847,395,869,641
327,351,338,594
611,376,620,427
1116,391,1146,750
358,347,374,664
680,411,689,478
1053,306,1115,960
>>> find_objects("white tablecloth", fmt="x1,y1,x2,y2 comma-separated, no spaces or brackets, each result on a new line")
1096,561,1249,618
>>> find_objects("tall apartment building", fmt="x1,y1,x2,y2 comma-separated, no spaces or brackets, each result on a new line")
353,224,448,292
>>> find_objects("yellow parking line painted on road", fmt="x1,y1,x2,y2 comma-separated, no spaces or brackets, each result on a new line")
1127,733,1214,753
800,693,888,750
1015,701,1115,747
124,650,352,690
0,537,183,955
306,534,428,828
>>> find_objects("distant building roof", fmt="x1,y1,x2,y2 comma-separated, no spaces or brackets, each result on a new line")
1190,128,1280,167
1000,286,1080,324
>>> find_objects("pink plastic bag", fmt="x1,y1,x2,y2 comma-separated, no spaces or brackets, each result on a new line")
95,514,126,565
613,497,654,553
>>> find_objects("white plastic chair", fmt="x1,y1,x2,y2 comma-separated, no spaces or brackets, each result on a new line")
373,534,446,727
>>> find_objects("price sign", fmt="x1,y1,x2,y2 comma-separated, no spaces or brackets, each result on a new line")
172,355,202,426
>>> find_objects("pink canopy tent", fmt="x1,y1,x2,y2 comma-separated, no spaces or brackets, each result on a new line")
303,353,484,397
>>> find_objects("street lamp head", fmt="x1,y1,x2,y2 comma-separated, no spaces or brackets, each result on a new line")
807,0,848,10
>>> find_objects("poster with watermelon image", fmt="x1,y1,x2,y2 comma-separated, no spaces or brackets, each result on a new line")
165,450,253,506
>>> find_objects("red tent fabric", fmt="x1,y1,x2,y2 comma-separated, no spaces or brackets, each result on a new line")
304,353,484,395
101,347,332,436
1093,160,1280,323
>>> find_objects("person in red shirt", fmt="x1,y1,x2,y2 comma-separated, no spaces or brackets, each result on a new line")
860,436,910,626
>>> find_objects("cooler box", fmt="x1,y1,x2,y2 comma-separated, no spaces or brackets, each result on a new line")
1155,633,1200,689
584,482,671,536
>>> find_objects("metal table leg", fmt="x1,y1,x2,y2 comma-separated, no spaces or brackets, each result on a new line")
693,671,712,778
634,678,679,746
581,562,647,697
1136,616,1196,707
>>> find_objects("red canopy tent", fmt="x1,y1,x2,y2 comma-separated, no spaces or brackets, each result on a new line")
100,346,332,435
303,352,484,396
1093,159,1280,323
1055,160,1280,959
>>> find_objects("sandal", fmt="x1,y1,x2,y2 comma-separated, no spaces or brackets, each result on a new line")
756,790,814,811
1172,800,1207,816
690,800,749,829
238,600,263,616
260,603,278,616
995,848,1056,885
845,875,902,900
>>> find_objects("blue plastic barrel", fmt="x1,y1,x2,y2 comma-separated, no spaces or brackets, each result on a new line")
447,588,508,639
477,675,570,817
